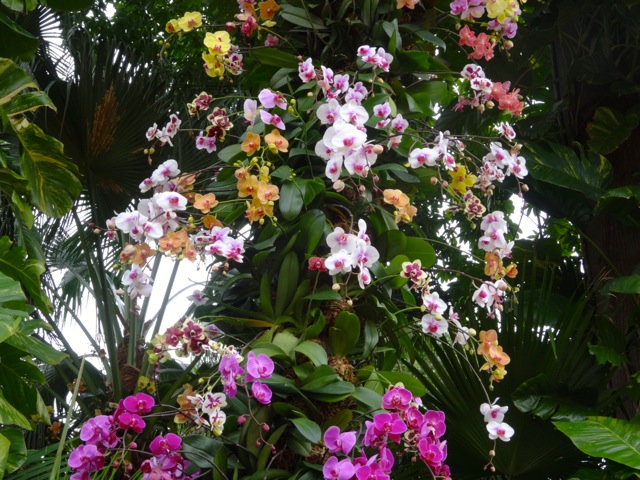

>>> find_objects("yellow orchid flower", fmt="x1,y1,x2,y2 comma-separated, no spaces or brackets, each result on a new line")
204,31,231,55
178,12,202,32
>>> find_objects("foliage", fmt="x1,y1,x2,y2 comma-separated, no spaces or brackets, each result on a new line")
4,1,640,480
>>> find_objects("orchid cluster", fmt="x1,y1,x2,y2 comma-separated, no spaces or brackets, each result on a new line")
473,211,516,313
309,220,379,290
451,0,521,52
477,329,511,383
149,320,275,433
456,64,525,116
68,393,197,480
322,385,451,480
481,399,514,443
148,318,229,363
235,0,282,40
110,159,246,299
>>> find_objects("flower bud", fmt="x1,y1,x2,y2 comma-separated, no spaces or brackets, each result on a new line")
93,228,101,234
346,299,353,306
489,450,495,457
332,283,341,291
332,180,345,192
430,177,438,185
468,328,477,337
237,416,247,425
262,424,270,432
521,184,529,192
129,442,137,449
372,144,384,154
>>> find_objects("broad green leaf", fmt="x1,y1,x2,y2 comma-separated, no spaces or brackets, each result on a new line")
402,237,436,268
290,417,321,444
300,365,339,389
0,433,9,480
587,107,640,155
377,230,407,261
374,371,427,397
1,91,55,117
393,50,431,74
280,4,326,30
279,180,304,221
405,81,452,117
5,328,67,365
351,386,383,411
0,428,26,474
603,275,640,294
399,24,447,50
275,251,299,316
212,447,228,480
303,289,341,301
588,343,624,367
259,274,275,320
363,320,379,358
0,238,48,311
0,19,38,61
294,341,328,367
329,311,360,356
250,47,300,69
272,331,299,355
0,391,31,430
525,141,612,201
182,435,223,468
553,417,640,469
0,58,37,107
217,143,244,164
296,209,326,256
14,120,81,218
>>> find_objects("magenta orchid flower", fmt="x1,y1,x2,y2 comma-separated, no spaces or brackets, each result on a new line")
251,380,273,404
323,426,356,455
123,392,155,415
246,352,275,382
323,456,355,480
149,433,182,456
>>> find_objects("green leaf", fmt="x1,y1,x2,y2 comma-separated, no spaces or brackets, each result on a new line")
0,433,9,480
182,435,223,468
0,428,26,475
329,311,360,356
294,341,328,367
279,180,304,221
363,320,379,358
250,47,300,69
216,143,244,164
603,275,640,294
280,4,326,30
0,58,38,107
588,343,624,366
351,386,383,411
296,209,326,256
14,121,81,218
275,251,299,316
393,50,431,74
0,16,38,61
587,107,640,155
402,237,436,268
377,230,407,261
398,24,446,50
405,81,452,117
1,91,55,117
0,237,48,311
303,289,341,301
273,331,299,355
0,391,31,430
374,371,427,397
553,417,640,469
525,141,613,201
290,417,321,444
